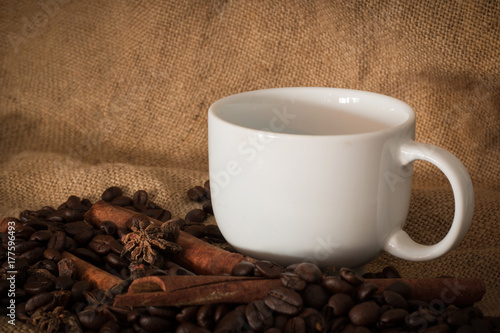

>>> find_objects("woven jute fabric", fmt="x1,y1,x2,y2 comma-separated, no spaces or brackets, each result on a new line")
1,0,499,330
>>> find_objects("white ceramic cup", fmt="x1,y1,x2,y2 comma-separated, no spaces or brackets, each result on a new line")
208,88,474,268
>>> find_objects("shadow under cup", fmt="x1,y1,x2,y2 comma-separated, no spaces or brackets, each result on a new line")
208,88,416,268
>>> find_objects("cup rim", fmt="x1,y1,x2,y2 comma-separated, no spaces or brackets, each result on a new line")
209,87,416,139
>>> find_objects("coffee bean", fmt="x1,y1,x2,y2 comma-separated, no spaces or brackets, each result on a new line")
19,246,45,264
339,267,364,286
158,209,172,222
214,306,247,333
111,195,134,207
280,272,306,291
72,247,99,263
140,314,174,332
300,308,325,332
204,225,225,242
25,292,54,313
133,190,149,210
54,276,75,291
265,286,303,315
203,180,211,198
47,230,66,252
264,329,282,333
214,304,231,324
302,284,329,310
15,225,36,239
43,248,62,262
100,220,118,236
246,299,274,330
342,324,372,333
327,317,349,333
383,290,408,310
386,281,411,299
176,322,211,333
102,186,123,202
105,252,128,269
197,304,217,330
22,218,49,231
147,306,178,318
355,282,379,301
117,227,130,239
16,302,30,322
64,237,77,251
187,186,206,202
255,260,283,278
29,230,53,242
421,324,451,333
349,301,380,326
323,276,354,294
61,208,84,222
184,225,206,238
14,240,39,254
71,280,92,302
293,263,322,283
185,209,207,224
100,320,121,333
142,208,164,220
88,234,115,255
24,277,55,295
382,266,401,278
231,261,255,276
327,293,355,316
379,308,409,327
202,201,213,215
78,308,109,330
176,305,200,323
405,309,436,329
73,227,95,246
109,239,123,255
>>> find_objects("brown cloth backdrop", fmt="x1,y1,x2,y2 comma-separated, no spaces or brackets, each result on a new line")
1,0,499,329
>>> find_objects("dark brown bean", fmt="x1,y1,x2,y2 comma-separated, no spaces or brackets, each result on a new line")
111,195,134,207
43,248,62,262
61,208,84,222
349,301,380,326
386,281,411,299
302,284,329,310
383,290,408,310
22,218,49,230
187,186,206,202
382,266,401,278
327,293,355,316
246,299,274,330
280,272,306,291
71,247,99,263
147,306,178,318
284,316,306,333
214,306,248,333
24,277,55,295
176,305,200,323
265,286,303,316
25,292,54,313
185,209,207,224
100,220,118,235
323,276,354,294
29,230,53,242
102,186,123,202
105,253,128,269
176,322,212,333
204,225,225,242
293,263,322,283
379,308,408,327
255,260,284,278
54,276,75,291
184,225,206,238
70,280,92,302
140,314,174,332
142,208,164,220
421,324,451,333
13,240,39,254
341,324,371,333
230,261,255,277
100,320,121,333
339,267,364,286
202,201,213,215
47,230,66,252
73,227,94,247
197,304,217,330
15,225,36,239
158,209,172,222
214,304,231,324
355,282,379,301
109,239,123,255
19,247,45,264
78,308,109,330
133,190,149,210
64,237,77,251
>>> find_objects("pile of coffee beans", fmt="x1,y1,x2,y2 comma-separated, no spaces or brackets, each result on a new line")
0,184,498,333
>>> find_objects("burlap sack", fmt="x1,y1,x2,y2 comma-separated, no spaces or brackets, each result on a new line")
1,0,498,330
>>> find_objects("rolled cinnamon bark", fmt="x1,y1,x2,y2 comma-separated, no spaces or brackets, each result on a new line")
61,251,124,290
84,201,256,275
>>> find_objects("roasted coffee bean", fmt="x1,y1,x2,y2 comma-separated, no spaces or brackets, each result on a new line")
158,209,172,222
421,324,451,333
100,220,118,235
126,213,151,230
133,190,149,210
58,257,76,278
327,293,355,316
71,281,92,304
327,317,349,333
300,308,325,332
264,329,282,333
280,272,306,291
214,306,247,333
142,208,164,220
15,225,36,239
19,246,45,264
203,180,211,198
100,320,121,333
140,314,174,332
43,248,62,262
342,324,371,333
265,286,303,315
22,218,49,230
355,282,379,301
54,276,74,291
455,325,476,333
323,276,354,294
24,277,55,295
16,302,30,322
246,299,274,330
229,261,255,277
383,290,408,310
379,308,409,327
25,292,54,313
78,309,109,330
63,221,89,235
204,224,225,242
117,227,130,239
88,234,115,254
147,306,178,318
302,284,329,310
184,225,206,238
202,201,213,215
187,186,206,202
255,260,284,278
405,309,437,328
13,240,39,254
349,301,380,326
197,304,217,330
293,263,322,283
111,195,134,207
177,322,212,333
105,252,128,269
61,208,84,222
102,186,123,202
339,267,364,286
29,230,53,242
386,281,411,299
185,209,207,224
47,230,66,252
73,227,94,246
63,237,77,252
382,266,401,278
127,308,143,323
176,305,200,323
109,239,124,255
284,316,306,333
64,195,86,211
214,304,231,323
168,266,195,276
72,247,100,263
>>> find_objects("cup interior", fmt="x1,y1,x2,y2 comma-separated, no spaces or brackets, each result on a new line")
211,88,413,136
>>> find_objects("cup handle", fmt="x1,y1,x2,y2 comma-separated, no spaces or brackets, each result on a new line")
383,141,474,261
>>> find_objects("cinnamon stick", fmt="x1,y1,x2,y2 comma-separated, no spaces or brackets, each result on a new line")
113,276,485,308
61,251,124,290
84,201,256,275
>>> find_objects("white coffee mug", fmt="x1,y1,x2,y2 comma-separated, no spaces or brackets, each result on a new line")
208,88,474,268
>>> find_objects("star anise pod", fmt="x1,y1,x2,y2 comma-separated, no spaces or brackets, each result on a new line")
28,306,82,333
121,215,182,267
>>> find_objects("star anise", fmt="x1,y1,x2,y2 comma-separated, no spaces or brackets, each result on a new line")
28,306,82,333
121,214,181,267
77,290,126,330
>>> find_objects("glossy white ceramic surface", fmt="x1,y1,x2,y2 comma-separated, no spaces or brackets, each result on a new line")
208,88,474,268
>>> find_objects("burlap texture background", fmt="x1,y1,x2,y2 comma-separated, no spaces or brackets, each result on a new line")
1,0,499,330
